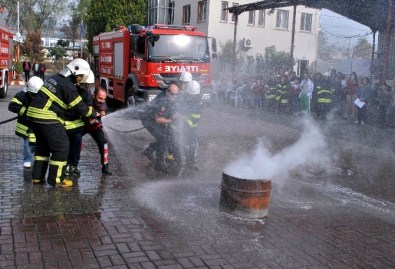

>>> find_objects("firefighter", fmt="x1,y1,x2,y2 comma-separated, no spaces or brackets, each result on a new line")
82,87,113,175
177,71,193,91
141,84,180,173
264,73,277,112
276,75,291,114
26,58,97,188
314,73,333,120
179,80,202,174
64,70,95,176
8,76,44,168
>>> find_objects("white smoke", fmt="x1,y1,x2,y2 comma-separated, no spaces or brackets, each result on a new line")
223,118,330,182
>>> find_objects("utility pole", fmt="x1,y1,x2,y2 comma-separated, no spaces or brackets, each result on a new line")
232,13,238,75
16,1,20,62
80,20,83,58
382,0,393,82
290,4,296,68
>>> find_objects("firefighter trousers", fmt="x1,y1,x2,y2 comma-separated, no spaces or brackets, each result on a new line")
67,128,83,167
84,128,108,165
31,122,69,186
144,124,168,166
184,129,198,167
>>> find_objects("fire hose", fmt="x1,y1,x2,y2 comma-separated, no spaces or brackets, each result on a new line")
105,125,146,133
0,116,148,134
0,116,17,125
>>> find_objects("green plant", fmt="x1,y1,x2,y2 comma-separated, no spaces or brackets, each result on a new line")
15,61,23,75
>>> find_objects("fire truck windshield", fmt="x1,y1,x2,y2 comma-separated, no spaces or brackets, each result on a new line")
148,35,209,62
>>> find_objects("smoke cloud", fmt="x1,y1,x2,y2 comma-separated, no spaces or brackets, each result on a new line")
223,118,330,182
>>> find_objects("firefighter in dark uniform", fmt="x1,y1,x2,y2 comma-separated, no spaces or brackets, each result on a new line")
8,76,44,168
276,75,291,114
179,80,202,174
26,58,97,188
63,70,95,176
141,83,180,173
264,73,278,112
314,73,333,120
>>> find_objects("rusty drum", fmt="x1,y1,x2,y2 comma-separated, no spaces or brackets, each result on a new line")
220,172,272,218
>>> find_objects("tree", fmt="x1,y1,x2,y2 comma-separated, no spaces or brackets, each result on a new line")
218,39,246,72
317,31,333,61
47,40,69,61
353,38,372,58
2,0,66,35
59,2,81,49
264,46,294,73
86,0,147,53
19,30,45,61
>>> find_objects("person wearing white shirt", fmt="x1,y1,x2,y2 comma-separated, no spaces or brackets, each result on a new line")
299,72,314,116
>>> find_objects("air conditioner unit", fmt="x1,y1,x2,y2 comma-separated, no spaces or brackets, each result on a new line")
243,38,252,48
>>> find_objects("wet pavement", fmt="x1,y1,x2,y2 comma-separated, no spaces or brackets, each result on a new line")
1,85,395,269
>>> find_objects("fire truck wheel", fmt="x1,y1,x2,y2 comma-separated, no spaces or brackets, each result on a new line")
0,74,8,98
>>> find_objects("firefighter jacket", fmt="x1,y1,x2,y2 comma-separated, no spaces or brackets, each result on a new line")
315,80,332,104
8,91,36,142
63,86,94,132
179,97,202,130
264,80,277,100
141,91,177,127
26,74,95,124
276,82,290,104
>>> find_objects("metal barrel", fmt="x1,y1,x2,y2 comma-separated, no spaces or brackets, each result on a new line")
220,172,271,218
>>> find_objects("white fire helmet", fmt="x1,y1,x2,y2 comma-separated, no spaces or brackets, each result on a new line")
179,71,193,82
24,76,44,94
186,80,201,95
59,58,91,80
81,70,94,84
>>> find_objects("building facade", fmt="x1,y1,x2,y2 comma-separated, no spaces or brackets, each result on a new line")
148,0,320,76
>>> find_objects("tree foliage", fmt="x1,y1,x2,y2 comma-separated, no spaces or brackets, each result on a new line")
47,40,69,61
353,38,372,58
19,30,45,61
86,0,147,52
264,46,294,73
217,39,247,72
59,2,81,47
2,0,66,35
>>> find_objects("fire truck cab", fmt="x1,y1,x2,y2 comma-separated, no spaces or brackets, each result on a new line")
93,24,216,105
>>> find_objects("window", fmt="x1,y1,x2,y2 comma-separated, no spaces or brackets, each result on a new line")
276,9,289,29
258,9,265,27
168,1,175,24
221,1,228,22
248,10,255,25
231,3,239,23
183,5,191,24
198,1,207,22
300,13,312,32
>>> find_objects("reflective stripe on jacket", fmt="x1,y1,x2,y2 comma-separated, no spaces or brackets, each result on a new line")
26,74,95,124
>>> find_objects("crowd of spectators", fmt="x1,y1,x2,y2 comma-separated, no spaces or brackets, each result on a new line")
212,68,395,127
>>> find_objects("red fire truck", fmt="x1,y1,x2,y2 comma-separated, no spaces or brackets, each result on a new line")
93,24,216,105
0,23,13,98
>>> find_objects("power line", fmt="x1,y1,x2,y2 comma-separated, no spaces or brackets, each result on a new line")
319,24,372,39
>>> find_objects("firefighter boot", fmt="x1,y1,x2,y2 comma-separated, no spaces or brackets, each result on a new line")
102,164,112,175
32,178,46,185
54,177,73,188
